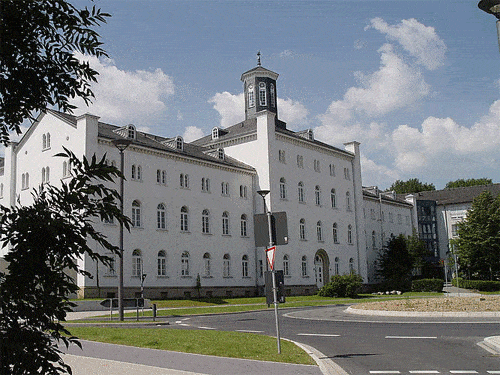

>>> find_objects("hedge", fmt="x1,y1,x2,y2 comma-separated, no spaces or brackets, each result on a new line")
452,278,500,292
411,278,444,293
318,273,363,298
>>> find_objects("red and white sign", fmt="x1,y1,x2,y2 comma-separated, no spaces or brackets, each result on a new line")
266,246,276,270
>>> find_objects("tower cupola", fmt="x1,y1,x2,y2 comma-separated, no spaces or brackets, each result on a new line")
241,52,279,120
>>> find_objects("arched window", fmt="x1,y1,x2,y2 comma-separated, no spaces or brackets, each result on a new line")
63,161,70,178
316,221,323,241
346,191,351,211
298,182,304,203
181,251,189,276
333,223,338,243
212,127,219,140
184,174,189,188
132,200,141,227
372,231,376,250
301,256,307,277
315,186,321,206
222,211,230,235
218,148,224,160
279,178,287,199
42,134,47,149
132,249,142,277
157,250,166,276
331,188,336,208
221,182,229,196
46,133,51,148
248,84,255,108
157,203,166,229
242,255,249,277
223,253,231,277
161,170,166,184
131,165,136,180
203,252,211,276
348,224,353,244
176,136,183,150
240,214,248,237
259,82,266,106
127,125,136,139
335,257,340,275
270,83,275,107
137,166,142,181
202,209,210,234
329,163,335,176
299,218,306,240
41,167,46,183
180,206,189,232
157,170,161,183
349,258,355,273
283,254,290,276
25,173,29,188
45,166,49,182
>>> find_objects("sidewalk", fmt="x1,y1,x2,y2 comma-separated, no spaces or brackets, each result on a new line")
442,284,482,297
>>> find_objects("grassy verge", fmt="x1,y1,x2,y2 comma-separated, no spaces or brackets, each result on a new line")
68,326,315,365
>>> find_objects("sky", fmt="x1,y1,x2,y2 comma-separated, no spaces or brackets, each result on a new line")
20,0,500,189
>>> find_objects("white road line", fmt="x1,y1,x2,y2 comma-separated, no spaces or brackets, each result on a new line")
409,371,440,374
385,336,437,339
487,372,500,374
197,326,215,330
369,371,400,374
297,333,340,337
450,371,478,374
235,330,264,333
178,323,190,327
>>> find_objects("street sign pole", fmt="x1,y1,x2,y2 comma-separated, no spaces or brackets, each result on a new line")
266,208,281,354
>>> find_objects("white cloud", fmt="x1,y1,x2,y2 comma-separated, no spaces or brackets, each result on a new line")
209,92,309,129
360,154,400,187
70,53,175,126
208,92,244,128
183,126,205,143
367,17,446,70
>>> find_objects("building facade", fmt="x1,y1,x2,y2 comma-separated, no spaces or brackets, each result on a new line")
0,63,417,298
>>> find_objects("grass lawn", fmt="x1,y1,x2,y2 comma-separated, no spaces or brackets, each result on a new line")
68,326,315,365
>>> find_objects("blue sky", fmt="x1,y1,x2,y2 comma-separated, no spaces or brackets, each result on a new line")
39,1,500,189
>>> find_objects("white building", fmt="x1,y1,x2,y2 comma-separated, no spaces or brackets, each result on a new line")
0,63,416,298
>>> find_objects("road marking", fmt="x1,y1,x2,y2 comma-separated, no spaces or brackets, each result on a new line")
197,326,215,330
236,330,264,333
385,336,437,339
409,371,440,374
450,371,478,374
487,372,500,374
178,323,190,327
297,333,340,337
369,371,400,374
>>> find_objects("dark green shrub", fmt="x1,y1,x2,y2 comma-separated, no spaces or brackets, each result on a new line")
411,278,444,292
452,278,500,291
318,273,363,298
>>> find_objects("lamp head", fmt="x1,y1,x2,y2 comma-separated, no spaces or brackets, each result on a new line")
479,0,500,19
257,190,270,198
112,138,132,151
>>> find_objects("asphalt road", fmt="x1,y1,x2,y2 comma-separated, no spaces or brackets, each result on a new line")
170,305,500,374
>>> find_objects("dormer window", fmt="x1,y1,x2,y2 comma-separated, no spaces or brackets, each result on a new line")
127,125,136,139
307,129,314,141
259,82,266,106
248,84,255,108
212,127,219,140
176,136,183,151
218,148,224,160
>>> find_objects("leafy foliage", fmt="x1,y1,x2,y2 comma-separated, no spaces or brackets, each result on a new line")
452,278,500,292
376,234,414,291
388,178,435,194
445,178,492,189
0,0,110,144
411,279,444,292
317,273,363,298
0,149,130,375
453,191,500,280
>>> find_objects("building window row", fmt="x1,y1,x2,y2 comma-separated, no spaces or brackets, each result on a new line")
284,178,349,210
299,219,353,244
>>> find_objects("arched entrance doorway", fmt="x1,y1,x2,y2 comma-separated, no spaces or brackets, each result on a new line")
314,249,330,288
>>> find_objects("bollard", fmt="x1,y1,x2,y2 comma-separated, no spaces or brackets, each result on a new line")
152,303,157,322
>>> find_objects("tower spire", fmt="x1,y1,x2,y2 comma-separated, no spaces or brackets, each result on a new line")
257,51,261,66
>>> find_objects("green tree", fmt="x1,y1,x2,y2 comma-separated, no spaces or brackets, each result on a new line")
0,0,110,144
376,234,414,291
454,191,500,280
445,178,492,189
388,178,435,194
0,149,131,374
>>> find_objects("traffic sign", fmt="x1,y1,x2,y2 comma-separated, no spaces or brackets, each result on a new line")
266,246,276,270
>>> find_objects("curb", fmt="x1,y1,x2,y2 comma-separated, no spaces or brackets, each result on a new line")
345,306,500,318
287,339,349,375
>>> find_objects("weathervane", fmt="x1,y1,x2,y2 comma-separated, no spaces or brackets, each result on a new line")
257,51,261,66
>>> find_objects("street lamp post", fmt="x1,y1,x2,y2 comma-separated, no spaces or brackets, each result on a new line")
257,189,281,354
478,0,500,52
112,138,132,321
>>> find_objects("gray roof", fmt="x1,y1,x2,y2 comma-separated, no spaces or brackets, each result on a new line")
46,109,256,173
410,184,500,205
363,188,413,207
192,114,353,157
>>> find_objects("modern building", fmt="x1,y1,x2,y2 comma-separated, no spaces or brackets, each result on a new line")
0,62,416,298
